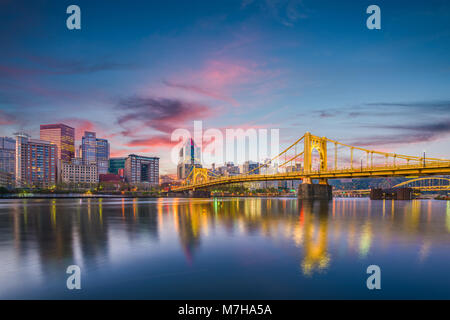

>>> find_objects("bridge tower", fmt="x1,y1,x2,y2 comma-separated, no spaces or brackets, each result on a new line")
303,132,328,175
298,132,332,200
184,167,211,197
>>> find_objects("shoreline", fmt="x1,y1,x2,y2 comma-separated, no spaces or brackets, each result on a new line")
0,194,297,199
0,194,447,200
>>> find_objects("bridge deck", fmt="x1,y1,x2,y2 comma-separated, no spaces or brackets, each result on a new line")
172,162,450,191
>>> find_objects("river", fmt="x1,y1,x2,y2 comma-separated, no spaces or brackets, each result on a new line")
0,197,449,299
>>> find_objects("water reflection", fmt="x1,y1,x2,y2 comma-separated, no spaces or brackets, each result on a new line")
298,201,330,275
0,197,449,298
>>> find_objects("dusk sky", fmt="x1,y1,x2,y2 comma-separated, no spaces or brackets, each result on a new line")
1,0,449,174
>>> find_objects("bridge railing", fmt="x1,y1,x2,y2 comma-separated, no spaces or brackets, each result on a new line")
203,160,450,181
175,159,450,190
317,160,450,174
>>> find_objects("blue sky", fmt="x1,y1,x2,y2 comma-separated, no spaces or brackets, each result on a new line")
0,0,449,173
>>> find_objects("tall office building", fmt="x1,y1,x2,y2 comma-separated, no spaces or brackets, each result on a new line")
242,161,260,175
96,138,110,174
81,131,97,164
0,137,16,178
40,124,75,162
15,132,57,188
177,138,202,179
124,154,159,185
80,132,110,174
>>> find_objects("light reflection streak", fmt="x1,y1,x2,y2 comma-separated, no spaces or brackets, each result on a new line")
359,221,372,257
51,199,56,227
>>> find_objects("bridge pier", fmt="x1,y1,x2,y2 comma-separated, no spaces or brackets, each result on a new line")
298,183,332,200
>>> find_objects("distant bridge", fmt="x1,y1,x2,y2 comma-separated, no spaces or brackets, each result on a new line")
172,132,450,195
334,177,450,196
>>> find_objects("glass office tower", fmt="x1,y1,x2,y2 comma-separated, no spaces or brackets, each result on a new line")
40,124,75,162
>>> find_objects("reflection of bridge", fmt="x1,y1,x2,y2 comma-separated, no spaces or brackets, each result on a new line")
334,177,450,197
172,132,450,199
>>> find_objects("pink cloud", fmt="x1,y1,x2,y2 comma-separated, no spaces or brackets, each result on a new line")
164,59,278,106
163,80,238,106
125,135,174,149
200,60,256,88
61,118,117,141
0,110,16,125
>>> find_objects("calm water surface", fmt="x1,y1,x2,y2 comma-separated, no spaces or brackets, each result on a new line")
0,197,449,299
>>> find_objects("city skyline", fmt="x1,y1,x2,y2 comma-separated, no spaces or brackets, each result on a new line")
0,0,450,303
0,0,449,175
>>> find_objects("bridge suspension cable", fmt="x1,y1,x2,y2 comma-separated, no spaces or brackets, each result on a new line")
244,134,305,175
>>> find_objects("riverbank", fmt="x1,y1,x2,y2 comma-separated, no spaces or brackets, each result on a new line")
0,192,298,199
0,193,162,199
1,193,446,200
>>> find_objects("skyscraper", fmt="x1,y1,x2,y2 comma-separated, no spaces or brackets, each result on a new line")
96,138,110,175
177,138,202,179
80,132,110,174
0,137,16,178
125,154,159,185
15,132,57,188
81,131,97,165
242,161,260,175
40,124,75,162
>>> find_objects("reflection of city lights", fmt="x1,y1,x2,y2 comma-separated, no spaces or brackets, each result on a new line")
332,199,335,217
202,212,209,236
98,198,103,224
213,199,218,214
173,201,179,233
238,219,245,234
359,222,372,257
292,225,303,246
51,199,56,227
5,195,450,295
299,202,330,276
348,224,356,250
87,198,91,221
23,199,28,226
407,200,421,231
391,200,395,218
158,198,165,231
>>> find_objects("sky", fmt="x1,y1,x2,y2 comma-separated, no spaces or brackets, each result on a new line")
0,0,449,174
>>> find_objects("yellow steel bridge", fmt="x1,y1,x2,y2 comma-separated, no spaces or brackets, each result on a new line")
172,132,450,192
334,177,450,196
